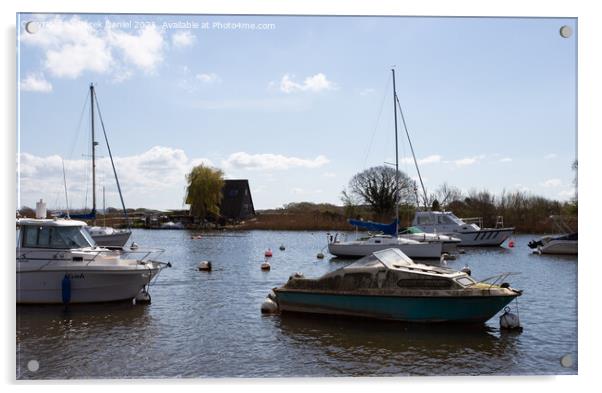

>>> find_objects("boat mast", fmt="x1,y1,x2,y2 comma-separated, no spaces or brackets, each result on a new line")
392,68,399,230
90,83,97,224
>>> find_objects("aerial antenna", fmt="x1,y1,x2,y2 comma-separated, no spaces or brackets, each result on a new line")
61,158,70,218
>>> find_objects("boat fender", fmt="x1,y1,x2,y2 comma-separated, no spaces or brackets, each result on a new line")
135,289,152,304
499,306,522,330
61,274,71,305
316,252,325,259
508,240,515,248
461,266,472,276
198,261,212,271
260,297,279,314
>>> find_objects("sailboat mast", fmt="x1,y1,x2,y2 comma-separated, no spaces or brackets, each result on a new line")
90,83,97,222
392,68,399,229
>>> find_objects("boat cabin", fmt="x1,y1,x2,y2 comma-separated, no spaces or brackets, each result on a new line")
412,211,480,233
17,219,96,250
284,248,476,292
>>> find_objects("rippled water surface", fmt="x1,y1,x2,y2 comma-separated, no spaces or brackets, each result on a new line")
16,230,577,379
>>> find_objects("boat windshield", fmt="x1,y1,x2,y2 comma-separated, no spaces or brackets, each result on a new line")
347,248,414,270
21,225,96,249
445,213,465,225
400,226,424,234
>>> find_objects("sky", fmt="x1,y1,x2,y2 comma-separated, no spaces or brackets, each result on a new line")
16,13,577,211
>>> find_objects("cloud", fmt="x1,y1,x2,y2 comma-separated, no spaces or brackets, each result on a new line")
540,178,562,188
278,73,336,93
322,172,336,178
400,155,442,165
171,30,195,48
447,155,486,167
195,73,221,83
558,189,576,198
222,152,329,171
360,88,375,96
544,153,558,159
20,73,53,92
499,157,513,163
18,146,212,208
20,16,166,79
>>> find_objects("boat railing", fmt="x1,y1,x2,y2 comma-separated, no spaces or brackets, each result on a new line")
476,272,520,289
461,217,483,227
118,247,166,262
16,247,165,264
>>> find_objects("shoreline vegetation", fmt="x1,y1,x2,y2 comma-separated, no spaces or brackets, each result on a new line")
19,190,577,234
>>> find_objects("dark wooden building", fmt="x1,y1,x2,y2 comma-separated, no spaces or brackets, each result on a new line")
220,179,255,220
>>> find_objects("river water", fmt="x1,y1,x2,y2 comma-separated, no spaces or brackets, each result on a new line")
16,230,577,379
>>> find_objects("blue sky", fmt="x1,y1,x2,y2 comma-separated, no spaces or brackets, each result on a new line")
17,14,577,210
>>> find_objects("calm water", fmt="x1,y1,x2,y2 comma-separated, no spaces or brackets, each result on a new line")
16,230,577,379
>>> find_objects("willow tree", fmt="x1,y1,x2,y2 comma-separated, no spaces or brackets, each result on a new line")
185,165,225,218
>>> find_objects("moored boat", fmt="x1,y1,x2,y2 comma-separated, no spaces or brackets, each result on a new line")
17,218,170,304
271,248,521,323
528,233,577,255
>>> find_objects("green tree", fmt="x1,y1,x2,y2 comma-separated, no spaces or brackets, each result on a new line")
343,165,415,221
185,165,225,218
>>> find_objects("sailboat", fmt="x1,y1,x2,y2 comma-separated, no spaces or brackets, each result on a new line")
69,84,132,248
327,69,443,259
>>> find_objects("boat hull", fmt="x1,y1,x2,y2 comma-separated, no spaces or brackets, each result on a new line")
16,268,158,304
328,241,442,259
90,231,131,249
275,290,517,323
441,229,514,247
539,240,578,255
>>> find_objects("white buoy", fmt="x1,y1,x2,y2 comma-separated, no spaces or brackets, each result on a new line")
261,261,271,271
198,261,212,271
260,297,279,314
499,306,522,330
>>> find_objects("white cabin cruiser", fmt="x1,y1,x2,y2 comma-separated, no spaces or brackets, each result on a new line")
328,233,443,259
17,218,170,304
412,211,514,247
528,233,577,255
86,226,131,249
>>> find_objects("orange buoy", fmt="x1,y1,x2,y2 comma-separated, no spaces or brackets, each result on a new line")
508,240,515,248
264,249,273,257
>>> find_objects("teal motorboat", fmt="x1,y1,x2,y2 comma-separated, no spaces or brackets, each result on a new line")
271,248,521,323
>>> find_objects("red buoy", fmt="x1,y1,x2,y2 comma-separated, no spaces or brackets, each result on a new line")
264,249,273,257
508,240,515,248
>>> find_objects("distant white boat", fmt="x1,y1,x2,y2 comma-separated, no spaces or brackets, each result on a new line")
529,233,577,255
398,226,461,252
328,234,443,259
160,221,185,230
412,211,514,246
17,218,170,304
86,226,132,248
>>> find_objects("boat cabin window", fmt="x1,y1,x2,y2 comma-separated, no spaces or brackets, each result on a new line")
21,225,95,249
437,215,457,225
416,214,434,225
455,276,477,287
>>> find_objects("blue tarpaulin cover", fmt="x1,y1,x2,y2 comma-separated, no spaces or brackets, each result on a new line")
348,218,398,236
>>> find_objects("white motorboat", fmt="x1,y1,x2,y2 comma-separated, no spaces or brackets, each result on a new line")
528,233,577,255
85,226,132,249
412,211,514,246
398,226,461,252
160,221,185,230
17,218,170,304
327,234,443,259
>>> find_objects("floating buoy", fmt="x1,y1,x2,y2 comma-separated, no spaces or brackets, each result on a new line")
461,265,472,276
260,297,279,314
499,306,522,331
508,240,515,248
190,235,202,240
261,261,271,271
130,242,139,250
265,249,273,257
279,244,286,251
316,252,324,259
135,288,152,304
198,261,212,271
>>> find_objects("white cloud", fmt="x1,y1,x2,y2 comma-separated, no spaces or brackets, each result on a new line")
540,178,562,188
18,146,212,208
447,155,486,167
544,153,558,159
278,73,335,93
360,88,375,96
20,73,53,92
400,155,442,165
499,157,513,163
195,73,221,83
20,16,166,79
322,172,336,178
172,30,195,48
222,152,329,171
558,189,576,198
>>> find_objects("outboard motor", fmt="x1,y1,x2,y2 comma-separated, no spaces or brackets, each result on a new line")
528,239,542,249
